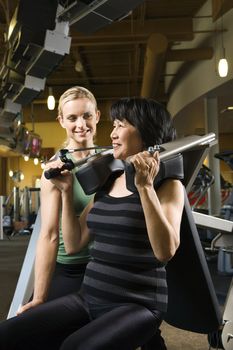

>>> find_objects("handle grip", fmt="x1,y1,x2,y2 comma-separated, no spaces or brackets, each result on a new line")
44,161,74,179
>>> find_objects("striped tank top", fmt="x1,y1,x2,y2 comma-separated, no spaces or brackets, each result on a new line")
82,191,168,312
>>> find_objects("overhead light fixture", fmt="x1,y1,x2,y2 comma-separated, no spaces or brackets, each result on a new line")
47,87,55,110
218,11,228,78
41,162,46,170
23,155,29,161
218,56,228,78
34,158,39,165
220,106,233,113
75,60,83,73
8,170,24,182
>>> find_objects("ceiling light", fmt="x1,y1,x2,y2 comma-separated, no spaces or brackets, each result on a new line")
217,12,228,78
23,155,29,161
218,57,228,77
75,60,83,73
47,87,55,110
8,170,24,182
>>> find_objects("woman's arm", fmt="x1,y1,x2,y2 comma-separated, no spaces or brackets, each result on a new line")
48,163,92,255
18,175,61,314
60,185,92,254
131,151,184,263
138,179,184,262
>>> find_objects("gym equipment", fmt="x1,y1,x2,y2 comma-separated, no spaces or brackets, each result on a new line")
214,151,233,276
215,151,233,221
188,163,214,211
1,186,40,238
0,196,4,240
8,132,227,341
193,196,233,348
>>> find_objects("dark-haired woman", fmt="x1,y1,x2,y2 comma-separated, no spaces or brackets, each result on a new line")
0,97,184,350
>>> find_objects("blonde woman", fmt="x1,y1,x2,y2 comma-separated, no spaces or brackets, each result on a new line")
18,86,100,314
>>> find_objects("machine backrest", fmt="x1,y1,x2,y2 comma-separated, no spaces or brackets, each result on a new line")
165,191,222,333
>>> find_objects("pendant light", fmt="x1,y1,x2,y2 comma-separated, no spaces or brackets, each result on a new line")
47,87,56,110
218,9,228,78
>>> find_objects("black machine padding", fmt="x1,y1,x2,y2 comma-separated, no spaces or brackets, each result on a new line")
165,191,222,333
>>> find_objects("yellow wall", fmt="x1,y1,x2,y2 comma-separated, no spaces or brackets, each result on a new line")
5,119,113,194
26,119,112,150
26,121,67,150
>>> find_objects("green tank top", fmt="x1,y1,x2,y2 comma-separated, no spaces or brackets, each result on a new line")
57,153,94,264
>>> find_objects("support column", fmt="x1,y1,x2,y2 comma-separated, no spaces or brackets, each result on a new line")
0,157,7,195
204,97,221,216
0,196,4,240
141,33,168,98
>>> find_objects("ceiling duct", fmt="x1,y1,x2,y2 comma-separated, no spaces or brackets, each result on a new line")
7,0,59,70
0,118,17,149
4,16,71,81
5,1,71,80
0,2,71,108
0,122,14,139
0,70,46,107
12,75,46,105
24,20,71,79
58,0,144,33
0,124,15,146
0,99,21,148
0,99,21,122
0,136,16,150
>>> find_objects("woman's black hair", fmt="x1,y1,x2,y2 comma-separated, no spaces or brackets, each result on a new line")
110,97,176,147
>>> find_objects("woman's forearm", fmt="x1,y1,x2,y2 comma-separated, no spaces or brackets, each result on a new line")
137,180,184,262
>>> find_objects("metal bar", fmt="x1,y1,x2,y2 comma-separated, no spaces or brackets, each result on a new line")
65,146,112,153
159,133,216,161
7,210,41,319
193,211,233,234
72,148,113,168
223,279,233,321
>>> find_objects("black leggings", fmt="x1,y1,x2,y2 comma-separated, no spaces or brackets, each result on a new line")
47,262,87,300
0,293,162,350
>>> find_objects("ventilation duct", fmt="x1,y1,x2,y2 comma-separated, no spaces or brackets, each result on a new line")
58,0,144,33
0,1,71,108
7,0,59,70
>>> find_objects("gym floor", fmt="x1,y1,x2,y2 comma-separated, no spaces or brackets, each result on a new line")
0,234,231,349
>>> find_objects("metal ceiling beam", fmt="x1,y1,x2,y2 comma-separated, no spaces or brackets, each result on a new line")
167,47,213,62
70,18,194,42
71,39,147,46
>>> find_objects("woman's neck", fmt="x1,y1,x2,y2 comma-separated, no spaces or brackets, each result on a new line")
108,172,133,197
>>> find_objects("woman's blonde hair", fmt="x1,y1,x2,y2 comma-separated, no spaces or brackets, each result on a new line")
58,86,98,117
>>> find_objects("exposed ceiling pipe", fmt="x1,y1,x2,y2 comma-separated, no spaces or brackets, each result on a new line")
141,33,168,98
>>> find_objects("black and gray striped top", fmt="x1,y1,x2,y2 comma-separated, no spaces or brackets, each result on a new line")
82,191,168,312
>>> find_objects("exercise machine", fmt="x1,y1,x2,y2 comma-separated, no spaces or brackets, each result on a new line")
9,132,233,348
